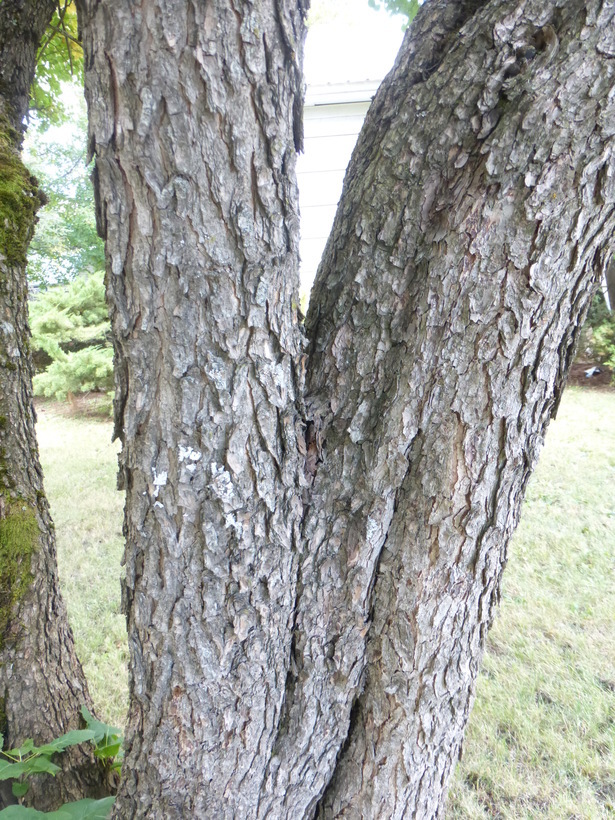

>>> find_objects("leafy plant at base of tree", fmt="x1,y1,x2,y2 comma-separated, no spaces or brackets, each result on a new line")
78,709,123,776
29,272,113,405
0,730,95,798
0,709,122,817
0,798,115,820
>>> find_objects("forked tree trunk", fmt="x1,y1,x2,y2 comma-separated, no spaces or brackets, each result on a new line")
81,0,615,817
0,2,109,810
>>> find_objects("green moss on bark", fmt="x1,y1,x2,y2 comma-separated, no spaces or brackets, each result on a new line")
0,500,38,650
0,117,43,267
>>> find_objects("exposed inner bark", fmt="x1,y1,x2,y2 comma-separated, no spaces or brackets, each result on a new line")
0,0,110,809
79,0,615,816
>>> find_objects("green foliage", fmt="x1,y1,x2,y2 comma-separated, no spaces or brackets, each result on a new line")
589,293,615,374
0,798,115,819
24,1,103,289
31,2,83,128
0,711,121,816
30,272,113,403
593,322,615,372
33,348,114,403
0,724,119,816
367,0,419,27
30,271,109,356
0,731,96,787
79,708,123,774
24,99,103,289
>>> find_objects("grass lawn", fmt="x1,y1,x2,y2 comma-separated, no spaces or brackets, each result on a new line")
36,403,128,728
36,388,615,817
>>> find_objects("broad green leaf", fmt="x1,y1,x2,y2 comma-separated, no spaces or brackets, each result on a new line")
0,760,27,780
31,0,83,127
48,798,115,820
11,781,29,798
0,808,51,819
79,708,121,746
93,741,121,760
0,798,114,820
6,739,35,758
37,730,97,755
21,756,61,777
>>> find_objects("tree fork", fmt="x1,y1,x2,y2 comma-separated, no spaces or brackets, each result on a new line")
80,0,615,816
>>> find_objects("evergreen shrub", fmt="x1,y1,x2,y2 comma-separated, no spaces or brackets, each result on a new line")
30,271,114,405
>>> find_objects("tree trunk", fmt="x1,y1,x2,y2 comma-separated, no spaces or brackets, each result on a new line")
0,2,110,810
81,0,615,816
305,1,615,814
80,0,307,815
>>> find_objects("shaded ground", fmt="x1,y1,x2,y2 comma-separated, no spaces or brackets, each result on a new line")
568,361,614,390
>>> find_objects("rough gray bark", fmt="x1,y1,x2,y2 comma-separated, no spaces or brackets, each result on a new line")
306,1,615,815
0,0,110,810
80,0,307,815
80,0,615,816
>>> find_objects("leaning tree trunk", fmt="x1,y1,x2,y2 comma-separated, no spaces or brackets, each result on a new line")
81,0,615,817
302,1,615,815
0,2,109,810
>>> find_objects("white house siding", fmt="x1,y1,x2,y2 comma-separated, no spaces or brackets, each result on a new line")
298,82,380,295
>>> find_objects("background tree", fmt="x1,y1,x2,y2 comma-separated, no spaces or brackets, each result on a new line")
30,0,83,128
0,0,108,809
25,106,104,290
578,289,615,381
368,0,419,27
30,270,113,405
80,0,615,816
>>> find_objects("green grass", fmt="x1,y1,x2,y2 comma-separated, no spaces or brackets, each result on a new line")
448,388,615,818
36,388,615,815
36,403,128,728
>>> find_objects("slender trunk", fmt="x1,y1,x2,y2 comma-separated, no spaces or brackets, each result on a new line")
0,2,109,809
80,0,615,816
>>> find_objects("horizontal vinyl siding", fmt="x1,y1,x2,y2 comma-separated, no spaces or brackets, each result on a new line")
298,99,372,293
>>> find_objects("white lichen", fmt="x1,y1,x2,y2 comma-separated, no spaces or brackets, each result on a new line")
224,512,243,537
210,463,235,505
152,468,168,498
179,445,202,464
